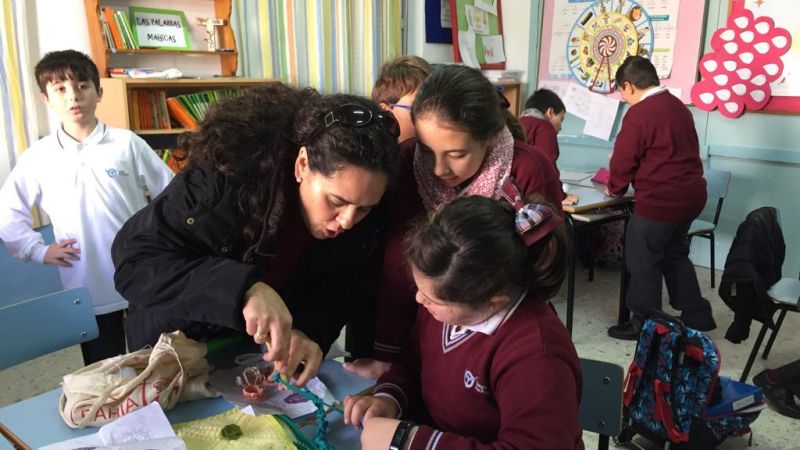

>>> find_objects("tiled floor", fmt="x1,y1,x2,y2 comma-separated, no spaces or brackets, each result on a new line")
1,264,798,449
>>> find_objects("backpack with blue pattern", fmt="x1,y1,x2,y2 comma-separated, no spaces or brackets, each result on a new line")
617,312,760,449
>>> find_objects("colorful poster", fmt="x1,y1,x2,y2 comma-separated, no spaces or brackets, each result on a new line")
547,0,679,83
465,5,491,34
482,35,507,63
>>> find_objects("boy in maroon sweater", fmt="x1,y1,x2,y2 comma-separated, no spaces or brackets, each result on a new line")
344,193,583,450
606,56,716,340
519,88,579,205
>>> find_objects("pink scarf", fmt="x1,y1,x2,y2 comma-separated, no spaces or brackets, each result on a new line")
414,127,515,212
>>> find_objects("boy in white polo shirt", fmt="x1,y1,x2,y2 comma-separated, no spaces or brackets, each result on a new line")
0,50,173,364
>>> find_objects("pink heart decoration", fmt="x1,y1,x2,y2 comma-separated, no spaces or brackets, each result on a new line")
691,8,792,118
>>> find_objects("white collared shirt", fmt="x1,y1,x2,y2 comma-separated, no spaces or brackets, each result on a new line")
0,122,174,314
462,291,527,336
639,85,669,101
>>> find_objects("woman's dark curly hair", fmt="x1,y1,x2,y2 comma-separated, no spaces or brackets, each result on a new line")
405,195,568,307
182,83,399,259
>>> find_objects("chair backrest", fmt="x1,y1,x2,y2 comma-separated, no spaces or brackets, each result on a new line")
704,169,731,225
579,358,624,438
0,288,98,370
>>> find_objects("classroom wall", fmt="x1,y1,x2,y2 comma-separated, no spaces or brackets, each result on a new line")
526,0,800,277
406,0,533,83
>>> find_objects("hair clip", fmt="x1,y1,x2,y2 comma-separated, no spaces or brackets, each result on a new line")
499,176,563,246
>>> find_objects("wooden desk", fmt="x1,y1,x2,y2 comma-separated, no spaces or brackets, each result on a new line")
561,183,634,335
0,360,371,449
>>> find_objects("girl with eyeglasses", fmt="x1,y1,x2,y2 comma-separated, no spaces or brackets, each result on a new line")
345,65,565,379
344,193,583,450
112,83,399,385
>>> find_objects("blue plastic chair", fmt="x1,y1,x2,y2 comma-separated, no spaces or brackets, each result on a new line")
688,169,732,288
580,358,624,450
0,288,98,370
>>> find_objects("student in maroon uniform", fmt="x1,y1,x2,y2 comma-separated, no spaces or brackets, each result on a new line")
343,65,563,379
605,56,716,340
519,88,579,206
344,192,583,450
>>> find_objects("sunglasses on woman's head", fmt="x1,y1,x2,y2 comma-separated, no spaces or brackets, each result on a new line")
303,103,400,146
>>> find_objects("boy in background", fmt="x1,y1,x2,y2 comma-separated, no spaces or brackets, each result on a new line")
605,56,715,340
0,50,173,363
519,88,578,205
371,55,433,143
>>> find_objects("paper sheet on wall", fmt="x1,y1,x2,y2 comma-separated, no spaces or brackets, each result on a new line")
458,31,481,68
474,0,498,15
482,35,506,63
441,0,452,28
547,0,680,79
744,0,800,96
465,5,491,34
548,0,593,79
583,93,620,141
642,0,680,78
537,79,593,120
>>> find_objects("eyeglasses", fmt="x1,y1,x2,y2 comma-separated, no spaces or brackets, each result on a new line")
388,103,412,110
304,103,400,146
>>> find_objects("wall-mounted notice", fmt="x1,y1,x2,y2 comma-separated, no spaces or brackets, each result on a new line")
129,7,191,50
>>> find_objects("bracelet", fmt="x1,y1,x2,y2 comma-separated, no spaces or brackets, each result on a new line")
389,420,416,450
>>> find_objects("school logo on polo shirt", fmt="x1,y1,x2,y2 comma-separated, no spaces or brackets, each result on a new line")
106,168,130,178
464,369,476,388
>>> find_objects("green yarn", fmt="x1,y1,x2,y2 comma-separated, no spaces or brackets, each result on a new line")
272,372,339,450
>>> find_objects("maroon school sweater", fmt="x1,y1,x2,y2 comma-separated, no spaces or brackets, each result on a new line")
374,295,584,450
608,91,707,222
519,115,559,167
372,139,564,361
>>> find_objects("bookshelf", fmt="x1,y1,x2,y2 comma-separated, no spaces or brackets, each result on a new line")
96,78,271,134
84,0,238,77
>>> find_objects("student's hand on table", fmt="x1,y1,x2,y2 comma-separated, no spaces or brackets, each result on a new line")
343,358,392,379
243,282,292,362
272,329,322,388
343,394,398,429
603,186,612,197
44,239,80,267
562,194,580,206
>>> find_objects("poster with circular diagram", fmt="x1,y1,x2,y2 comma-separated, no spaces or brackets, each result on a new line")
567,0,654,93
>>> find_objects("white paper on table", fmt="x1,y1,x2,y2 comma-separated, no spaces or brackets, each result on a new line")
41,403,186,450
440,0,451,28
209,362,337,419
458,31,481,68
474,0,498,15
582,93,620,141
465,5,490,35
482,35,506,64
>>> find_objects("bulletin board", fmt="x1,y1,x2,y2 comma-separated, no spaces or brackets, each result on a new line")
449,0,506,69
538,0,707,104
729,0,800,114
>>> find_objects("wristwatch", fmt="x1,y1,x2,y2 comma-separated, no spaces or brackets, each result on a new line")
389,420,416,450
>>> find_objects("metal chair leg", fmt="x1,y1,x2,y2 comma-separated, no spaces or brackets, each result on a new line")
762,308,787,360
598,434,610,450
740,320,770,382
567,219,577,336
710,232,715,289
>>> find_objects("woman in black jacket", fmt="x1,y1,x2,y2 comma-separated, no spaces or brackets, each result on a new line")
112,83,399,386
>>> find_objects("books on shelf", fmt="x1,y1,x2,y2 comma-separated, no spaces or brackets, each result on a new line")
100,6,137,51
482,70,523,83
132,88,245,131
